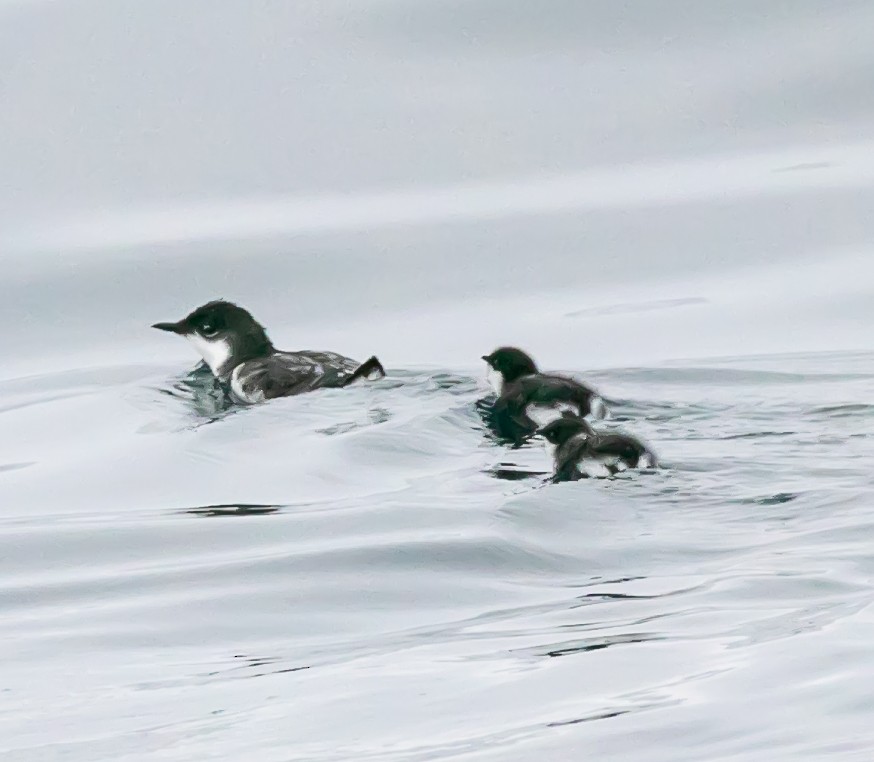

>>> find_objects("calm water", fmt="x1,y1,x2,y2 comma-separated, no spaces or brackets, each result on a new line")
2,2,874,760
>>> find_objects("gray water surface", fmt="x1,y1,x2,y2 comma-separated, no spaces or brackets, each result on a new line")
2,2,874,760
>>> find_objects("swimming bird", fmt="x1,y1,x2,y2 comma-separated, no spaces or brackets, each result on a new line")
153,300,385,403
538,414,657,481
481,347,605,441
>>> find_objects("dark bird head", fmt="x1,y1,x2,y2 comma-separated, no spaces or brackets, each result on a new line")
152,300,274,377
538,414,594,446
481,346,538,383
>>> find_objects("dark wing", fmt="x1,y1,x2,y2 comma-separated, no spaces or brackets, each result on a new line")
238,352,360,400
496,373,599,434
516,373,598,415
588,433,646,466
294,350,361,376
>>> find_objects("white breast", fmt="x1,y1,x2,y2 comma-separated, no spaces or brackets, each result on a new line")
590,395,607,420
486,368,504,396
638,452,655,469
186,334,233,377
577,457,616,478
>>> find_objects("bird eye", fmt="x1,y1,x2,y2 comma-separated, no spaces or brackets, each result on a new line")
200,321,218,337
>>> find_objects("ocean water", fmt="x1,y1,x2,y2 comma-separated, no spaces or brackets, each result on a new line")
2,2,874,760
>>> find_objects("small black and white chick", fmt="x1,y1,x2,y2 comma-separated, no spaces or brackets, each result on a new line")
153,300,385,404
538,414,657,481
481,347,605,438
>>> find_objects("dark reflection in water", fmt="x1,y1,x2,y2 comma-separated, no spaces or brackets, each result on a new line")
155,361,237,423
487,465,550,481
810,403,874,417
543,633,665,658
721,430,798,440
547,709,631,727
181,503,282,517
200,654,310,682
475,396,536,446
736,492,798,506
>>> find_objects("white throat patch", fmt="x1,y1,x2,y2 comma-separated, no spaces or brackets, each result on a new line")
186,333,233,377
486,368,504,396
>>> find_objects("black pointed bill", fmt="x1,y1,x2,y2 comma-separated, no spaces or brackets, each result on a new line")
152,321,186,334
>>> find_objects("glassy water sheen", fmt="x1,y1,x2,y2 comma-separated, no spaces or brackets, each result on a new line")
2,2,874,760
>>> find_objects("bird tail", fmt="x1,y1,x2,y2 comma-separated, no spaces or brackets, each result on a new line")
341,356,386,387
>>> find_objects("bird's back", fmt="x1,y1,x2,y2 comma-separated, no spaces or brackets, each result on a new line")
588,432,646,462
503,372,598,417
231,350,360,402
